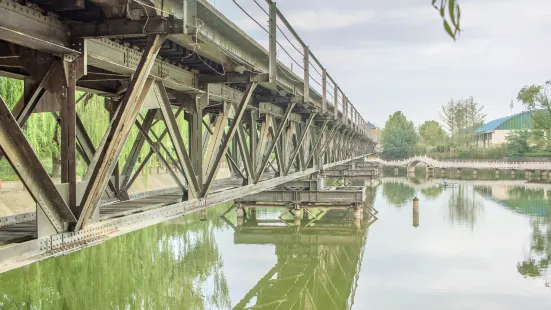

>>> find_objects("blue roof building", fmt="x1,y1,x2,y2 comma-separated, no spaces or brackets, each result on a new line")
474,110,540,148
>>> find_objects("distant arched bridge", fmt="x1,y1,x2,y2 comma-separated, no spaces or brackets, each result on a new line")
366,156,551,171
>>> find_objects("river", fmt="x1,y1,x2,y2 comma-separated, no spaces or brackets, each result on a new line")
1,177,551,309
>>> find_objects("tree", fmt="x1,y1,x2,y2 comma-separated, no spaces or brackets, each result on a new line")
440,97,485,147
505,130,532,159
419,120,447,147
517,82,551,151
380,111,418,159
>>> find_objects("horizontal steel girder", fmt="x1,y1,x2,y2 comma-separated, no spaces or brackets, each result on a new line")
234,232,365,246
70,17,184,38
324,169,379,178
235,187,366,204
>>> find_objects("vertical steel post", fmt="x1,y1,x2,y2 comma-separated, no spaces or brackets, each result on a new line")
322,69,327,114
57,61,77,213
303,46,310,104
268,1,277,85
333,84,338,120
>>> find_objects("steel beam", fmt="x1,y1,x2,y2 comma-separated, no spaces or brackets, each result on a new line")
76,34,167,230
70,17,184,38
0,97,75,232
255,103,296,183
56,60,78,212
156,81,200,198
237,125,253,182
203,83,258,196
306,119,329,167
285,114,316,175
132,119,186,192
120,109,157,193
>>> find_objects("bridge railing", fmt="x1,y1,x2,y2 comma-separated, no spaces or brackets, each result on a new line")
232,0,370,133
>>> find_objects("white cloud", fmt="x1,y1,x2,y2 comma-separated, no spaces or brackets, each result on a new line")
286,10,375,31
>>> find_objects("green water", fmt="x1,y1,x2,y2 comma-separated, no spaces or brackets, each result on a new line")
2,178,551,309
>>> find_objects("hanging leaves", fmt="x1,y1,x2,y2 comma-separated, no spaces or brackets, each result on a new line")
433,0,461,40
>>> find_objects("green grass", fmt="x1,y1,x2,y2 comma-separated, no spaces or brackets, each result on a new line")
524,151,551,157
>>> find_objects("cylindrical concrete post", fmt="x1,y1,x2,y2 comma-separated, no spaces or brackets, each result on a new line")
441,168,446,177
394,167,399,176
200,209,207,221
495,169,500,179
413,197,419,227
456,168,462,179
511,169,516,179
473,169,478,179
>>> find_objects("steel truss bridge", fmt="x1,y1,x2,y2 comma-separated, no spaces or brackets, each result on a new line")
0,0,377,272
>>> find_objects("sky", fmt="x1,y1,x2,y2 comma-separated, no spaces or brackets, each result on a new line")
207,0,551,128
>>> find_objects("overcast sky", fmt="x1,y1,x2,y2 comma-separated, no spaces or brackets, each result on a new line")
207,0,551,128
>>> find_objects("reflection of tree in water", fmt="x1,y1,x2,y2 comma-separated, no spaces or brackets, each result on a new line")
382,181,416,207
518,217,551,289
446,185,484,229
0,208,231,309
476,185,551,290
476,186,550,217
421,186,444,200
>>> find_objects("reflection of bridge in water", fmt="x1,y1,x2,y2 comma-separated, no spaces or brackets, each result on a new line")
228,209,371,310
382,177,551,217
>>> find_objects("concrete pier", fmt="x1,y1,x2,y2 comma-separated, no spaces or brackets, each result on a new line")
511,170,516,179
473,169,478,179
456,168,462,179
495,169,500,179
526,170,536,182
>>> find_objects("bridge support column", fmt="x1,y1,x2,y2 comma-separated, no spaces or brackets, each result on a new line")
441,168,446,178
495,169,500,179
394,167,399,176
426,166,434,179
511,169,516,179
527,170,536,182
456,168,462,179
293,204,301,227
473,169,478,179
236,204,245,228
353,204,363,220
542,170,549,182
236,205,245,218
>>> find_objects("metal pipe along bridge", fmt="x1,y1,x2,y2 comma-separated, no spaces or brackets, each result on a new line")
0,0,377,272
